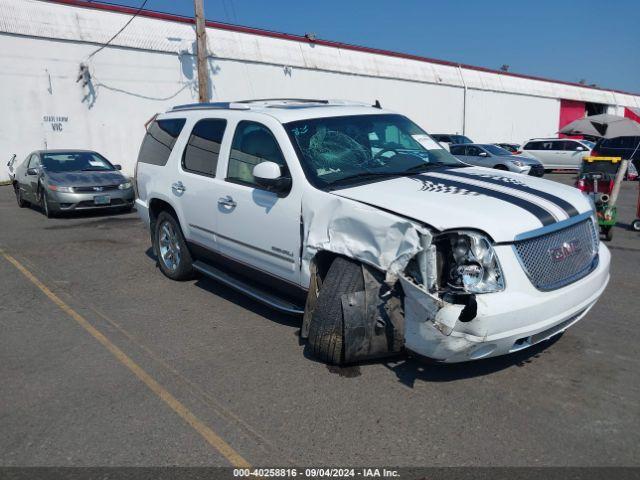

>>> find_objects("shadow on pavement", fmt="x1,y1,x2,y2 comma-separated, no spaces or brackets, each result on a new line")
383,334,563,387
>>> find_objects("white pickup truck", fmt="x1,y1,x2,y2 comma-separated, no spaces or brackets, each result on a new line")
134,99,610,365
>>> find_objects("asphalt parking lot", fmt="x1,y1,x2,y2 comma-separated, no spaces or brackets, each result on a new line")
1,174,639,467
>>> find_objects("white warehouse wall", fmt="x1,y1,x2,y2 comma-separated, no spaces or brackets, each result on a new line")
465,90,561,144
0,34,465,181
2,0,639,182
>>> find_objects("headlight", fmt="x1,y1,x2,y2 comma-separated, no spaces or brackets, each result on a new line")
118,181,132,190
510,159,525,167
436,231,505,294
48,185,74,193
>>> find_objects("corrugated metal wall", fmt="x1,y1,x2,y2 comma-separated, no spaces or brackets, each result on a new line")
1,0,639,181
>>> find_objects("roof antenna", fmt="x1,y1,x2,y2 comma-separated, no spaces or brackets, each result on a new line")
373,99,382,109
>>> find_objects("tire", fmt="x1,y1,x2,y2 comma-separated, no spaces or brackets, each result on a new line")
38,185,54,218
494,165,508,171
632,219,640,232
14,183,27,208
154,211,194,280
308,257,364,365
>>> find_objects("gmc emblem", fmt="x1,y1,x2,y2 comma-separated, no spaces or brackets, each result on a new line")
549,239,581,262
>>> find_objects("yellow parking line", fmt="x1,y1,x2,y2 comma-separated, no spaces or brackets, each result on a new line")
1,249,251,468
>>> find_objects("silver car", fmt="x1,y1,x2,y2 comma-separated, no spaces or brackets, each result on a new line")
10,150,135,217
450,143,544,176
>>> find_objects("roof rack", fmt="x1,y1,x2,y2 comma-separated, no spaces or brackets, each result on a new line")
169,98,375,113
237,98,330,104
170,102,250,112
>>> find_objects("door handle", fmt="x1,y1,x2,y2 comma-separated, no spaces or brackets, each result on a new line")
218,195,237,208
172,181,186,193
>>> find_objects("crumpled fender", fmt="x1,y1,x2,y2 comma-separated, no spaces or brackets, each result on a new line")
301,188,430,285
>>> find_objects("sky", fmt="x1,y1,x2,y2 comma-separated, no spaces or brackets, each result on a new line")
93,0,640,93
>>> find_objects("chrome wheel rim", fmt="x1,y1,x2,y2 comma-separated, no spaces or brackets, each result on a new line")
158,220,181,271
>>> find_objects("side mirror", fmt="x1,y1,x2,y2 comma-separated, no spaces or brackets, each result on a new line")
253,161,291,195
114,164,122,170
26,168,38,176
478,152,489,157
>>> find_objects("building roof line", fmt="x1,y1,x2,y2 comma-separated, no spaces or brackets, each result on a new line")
43,0,639,98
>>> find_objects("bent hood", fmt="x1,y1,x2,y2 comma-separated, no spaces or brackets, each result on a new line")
45,170,127,187
332,167,592,243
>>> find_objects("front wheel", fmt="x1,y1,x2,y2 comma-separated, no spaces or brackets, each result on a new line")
154,211,194,280
39,186,54,218
631,219,640,232
493,165,508,171
14,183,27,208
308,257,364,365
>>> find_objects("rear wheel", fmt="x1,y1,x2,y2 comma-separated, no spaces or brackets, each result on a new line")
154,211,194,280
308,257,364,365
14,183,27,207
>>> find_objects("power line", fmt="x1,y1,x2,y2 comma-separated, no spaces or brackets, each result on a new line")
86,0,150,60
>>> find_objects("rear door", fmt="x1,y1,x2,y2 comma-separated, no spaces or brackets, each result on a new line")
175,118,227,251
214,119,302,286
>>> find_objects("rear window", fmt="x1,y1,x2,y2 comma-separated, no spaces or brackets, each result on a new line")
182,119,227,177
137,118,186,166
524,141,542,150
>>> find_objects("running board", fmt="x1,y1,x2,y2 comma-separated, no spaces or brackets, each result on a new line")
192,261,305,315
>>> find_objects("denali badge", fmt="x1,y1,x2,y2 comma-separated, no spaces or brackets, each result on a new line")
549,239,581,262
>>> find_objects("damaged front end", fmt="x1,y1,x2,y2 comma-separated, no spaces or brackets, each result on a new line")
300,190,506,363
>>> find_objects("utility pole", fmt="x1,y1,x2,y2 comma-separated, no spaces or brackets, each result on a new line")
194,0,209,103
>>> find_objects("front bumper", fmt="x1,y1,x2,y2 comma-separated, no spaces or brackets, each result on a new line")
47,188,135,211
401,242,610,363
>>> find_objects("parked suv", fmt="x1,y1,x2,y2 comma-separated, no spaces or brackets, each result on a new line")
522,138,593,170
591,136,640,172
135,100,610,365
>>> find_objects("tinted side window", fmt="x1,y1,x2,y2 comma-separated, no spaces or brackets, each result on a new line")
466,146,482,156
550,141,564,150
524,141,541,150
227,121,286,187
28,154,40,168
138,119,186,166
562,141,581,151
449,145,465,155
182,119,227,177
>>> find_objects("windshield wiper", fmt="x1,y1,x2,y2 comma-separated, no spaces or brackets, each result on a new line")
327,163,458,189
81,167,110,171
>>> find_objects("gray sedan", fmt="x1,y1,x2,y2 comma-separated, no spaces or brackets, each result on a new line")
450,144,544,176
10,150,135,217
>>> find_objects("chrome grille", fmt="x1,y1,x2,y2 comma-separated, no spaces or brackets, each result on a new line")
513,218,599,291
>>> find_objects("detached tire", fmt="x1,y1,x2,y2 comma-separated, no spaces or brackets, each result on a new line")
308,257,364,365
154,211,194,280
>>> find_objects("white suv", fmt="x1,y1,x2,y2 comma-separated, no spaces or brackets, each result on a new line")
522,138,593,170
135,100,610,365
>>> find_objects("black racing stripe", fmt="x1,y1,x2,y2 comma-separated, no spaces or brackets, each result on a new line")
417,174,556,226
442,169,580,217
